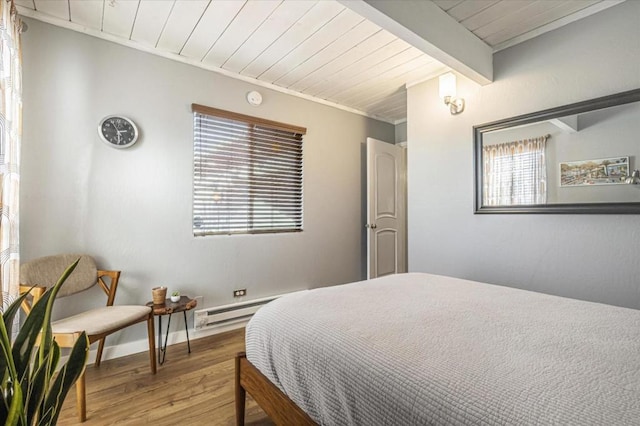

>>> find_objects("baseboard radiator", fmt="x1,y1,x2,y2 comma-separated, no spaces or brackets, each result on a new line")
194,294,282,332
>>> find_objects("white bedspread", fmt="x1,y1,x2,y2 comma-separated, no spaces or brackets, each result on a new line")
245,273,640,425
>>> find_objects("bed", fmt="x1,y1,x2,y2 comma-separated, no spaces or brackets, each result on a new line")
235,273,640,425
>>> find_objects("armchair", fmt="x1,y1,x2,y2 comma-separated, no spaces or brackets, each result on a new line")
20,254,156,422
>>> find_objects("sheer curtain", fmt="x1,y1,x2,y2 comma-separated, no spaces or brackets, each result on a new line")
483,136,547,206
0,0,23,317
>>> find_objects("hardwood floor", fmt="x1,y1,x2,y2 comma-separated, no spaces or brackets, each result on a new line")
58,328,274,425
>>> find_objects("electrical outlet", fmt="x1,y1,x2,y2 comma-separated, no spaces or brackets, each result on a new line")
233,289,247,298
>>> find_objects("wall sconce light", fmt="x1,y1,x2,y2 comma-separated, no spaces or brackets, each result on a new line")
624,169,640,184
439,72,465,115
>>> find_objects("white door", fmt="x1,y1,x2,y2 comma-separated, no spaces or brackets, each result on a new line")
366,137,406,279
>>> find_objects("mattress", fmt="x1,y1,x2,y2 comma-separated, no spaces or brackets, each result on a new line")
245,273,640,425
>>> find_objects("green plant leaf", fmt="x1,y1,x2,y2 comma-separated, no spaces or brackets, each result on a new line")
3,258,86,425
2,297,32,408
0,395,7,425
25,347,52,424
38,332,88,426
5,377,24,426
11,288,53,384
0,309,13,373
48,342,60,383
0,307,19,424
12,259,79,384
0,390,7,425
38,259,81,367
3,290,31,338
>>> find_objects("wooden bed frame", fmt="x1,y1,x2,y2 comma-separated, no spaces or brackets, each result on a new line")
235,352,316,426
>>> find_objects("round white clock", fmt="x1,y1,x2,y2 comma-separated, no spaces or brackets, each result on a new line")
246,91,263,106
98,115,139,149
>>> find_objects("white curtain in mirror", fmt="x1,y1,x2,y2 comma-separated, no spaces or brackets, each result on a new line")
483,136,547,206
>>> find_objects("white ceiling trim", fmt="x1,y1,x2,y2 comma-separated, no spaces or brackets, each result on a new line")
17,5,404,125
491,0,626,52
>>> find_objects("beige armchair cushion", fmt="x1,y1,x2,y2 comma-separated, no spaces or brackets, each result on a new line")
52,305,152,335
21,254,97,297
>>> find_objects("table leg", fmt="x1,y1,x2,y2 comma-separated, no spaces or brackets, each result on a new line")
159,313,172,365
183,310,191,354
157,316,162,365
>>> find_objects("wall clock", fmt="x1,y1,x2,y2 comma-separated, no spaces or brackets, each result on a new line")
98,115,139,148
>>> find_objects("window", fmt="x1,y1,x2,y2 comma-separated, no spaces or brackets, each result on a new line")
192,104,305,236
482,136,547,206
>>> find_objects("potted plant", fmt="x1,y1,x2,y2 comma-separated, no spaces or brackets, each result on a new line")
170,291,181,303
0,259,89,425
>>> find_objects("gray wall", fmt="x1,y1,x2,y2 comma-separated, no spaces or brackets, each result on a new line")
407,1,640,309
20,19,394,342
395,121,407,144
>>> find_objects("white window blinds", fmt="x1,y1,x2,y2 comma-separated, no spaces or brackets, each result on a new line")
192,104,306,236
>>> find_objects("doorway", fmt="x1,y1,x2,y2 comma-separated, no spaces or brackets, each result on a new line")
366,137,407,279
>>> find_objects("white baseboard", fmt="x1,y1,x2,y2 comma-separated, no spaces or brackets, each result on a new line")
62,320,249,366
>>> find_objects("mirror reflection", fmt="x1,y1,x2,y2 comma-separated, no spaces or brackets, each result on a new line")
474,89,640,214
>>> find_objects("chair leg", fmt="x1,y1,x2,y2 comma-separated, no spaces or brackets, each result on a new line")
76,371,87,422
147,314,157,374
95,337,106,367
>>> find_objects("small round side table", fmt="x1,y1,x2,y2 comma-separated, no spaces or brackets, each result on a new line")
145,296,197,365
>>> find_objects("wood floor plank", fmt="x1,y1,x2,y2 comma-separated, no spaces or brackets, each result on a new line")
57,328,274,425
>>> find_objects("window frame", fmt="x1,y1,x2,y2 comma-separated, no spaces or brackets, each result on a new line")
192,104,306,236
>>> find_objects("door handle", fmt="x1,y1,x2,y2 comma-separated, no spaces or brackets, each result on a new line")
365,223,377,229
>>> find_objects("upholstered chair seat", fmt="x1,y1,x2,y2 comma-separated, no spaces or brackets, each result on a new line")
52,305,152,335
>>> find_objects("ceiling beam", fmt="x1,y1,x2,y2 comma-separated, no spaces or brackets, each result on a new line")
550,116,579,133
339,0,493,85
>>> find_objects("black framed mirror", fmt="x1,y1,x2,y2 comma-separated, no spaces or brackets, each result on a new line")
474,89,640,214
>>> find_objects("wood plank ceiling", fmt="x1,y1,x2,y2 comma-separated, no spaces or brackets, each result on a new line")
433,0,622,51
16,0,622,124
